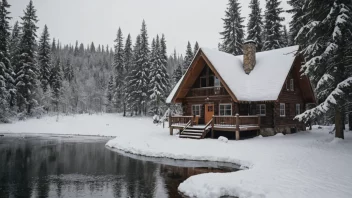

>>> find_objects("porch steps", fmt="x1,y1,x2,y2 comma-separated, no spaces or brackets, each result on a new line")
180,127,206,139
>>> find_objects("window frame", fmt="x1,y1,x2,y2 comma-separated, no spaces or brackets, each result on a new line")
219,103,232,116
256,104,266,116
290,78,294,91
286,80,289,90
192,104,201,116
214,76,221,87
296,104,301,115
280,103,286,117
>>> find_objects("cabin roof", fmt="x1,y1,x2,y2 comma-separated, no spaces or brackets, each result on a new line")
167,45,300,103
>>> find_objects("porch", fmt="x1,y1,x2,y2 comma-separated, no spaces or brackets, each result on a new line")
168,114,260,140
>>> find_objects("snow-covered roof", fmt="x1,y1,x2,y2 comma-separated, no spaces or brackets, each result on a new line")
167,45,299,103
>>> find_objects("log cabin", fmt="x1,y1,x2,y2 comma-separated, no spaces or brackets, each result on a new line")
166,41,316,140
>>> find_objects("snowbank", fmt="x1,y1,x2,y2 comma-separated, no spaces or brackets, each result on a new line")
1,114,352,198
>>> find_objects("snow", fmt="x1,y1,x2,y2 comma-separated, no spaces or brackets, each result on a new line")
218,136,228,143
167,46,299,102
1,114,352,198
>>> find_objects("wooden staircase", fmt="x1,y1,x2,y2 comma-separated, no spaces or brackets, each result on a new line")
179,119,212,139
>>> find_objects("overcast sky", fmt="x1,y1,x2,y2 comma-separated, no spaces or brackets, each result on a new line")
9,0,291,55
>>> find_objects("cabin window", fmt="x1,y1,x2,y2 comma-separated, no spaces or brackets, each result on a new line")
280,103,286,117
290,79,294,91
200,77,207,87
214,76,221,87
192,105,201,116
256,104,266,116
296,104,301,115
209,75,214,87
286,80,289,90
219,104,232,116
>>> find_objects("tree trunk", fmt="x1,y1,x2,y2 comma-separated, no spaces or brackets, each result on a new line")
349,112,352,131
335,108,344,139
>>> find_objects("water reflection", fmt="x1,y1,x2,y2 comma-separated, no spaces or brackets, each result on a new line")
0,134,238,198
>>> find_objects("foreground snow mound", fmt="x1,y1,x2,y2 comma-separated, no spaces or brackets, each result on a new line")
218,136,228,143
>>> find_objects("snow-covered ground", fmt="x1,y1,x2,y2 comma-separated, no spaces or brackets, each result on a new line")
1,114,352,198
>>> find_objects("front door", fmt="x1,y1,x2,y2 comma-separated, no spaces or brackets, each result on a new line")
205,104,214,124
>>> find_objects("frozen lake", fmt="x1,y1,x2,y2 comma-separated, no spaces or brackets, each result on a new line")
0,134,238,198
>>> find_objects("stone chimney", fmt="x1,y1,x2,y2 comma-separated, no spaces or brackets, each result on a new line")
243,40,256,74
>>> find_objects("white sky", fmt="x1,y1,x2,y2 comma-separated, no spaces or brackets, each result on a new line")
9,0,291,56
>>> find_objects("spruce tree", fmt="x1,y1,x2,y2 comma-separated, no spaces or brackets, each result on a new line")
220,0,245,55
247,0,264,51
16,0,39,114
295,0,352,139
262,0,285,51
281,25,289,47
173,64,183,84
106,75,114,113
51,59,63,112
112,27,124,112
287,0,307,45
193,41,199,55
160,34,170,91
182,41,193,71
124,34,133,76
38,25,51,92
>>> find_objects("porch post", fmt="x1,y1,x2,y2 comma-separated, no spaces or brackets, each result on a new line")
235,114,240,140
211,115,215,139
257,115,261,136
169,112,173,135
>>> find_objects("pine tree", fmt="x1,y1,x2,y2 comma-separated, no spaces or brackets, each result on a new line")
124,34,133,76
287,0,307,45
182,41,193,71
262,0,285,51
112,27,124,112
106,75,114,113
139,20,151,115
51,59,63,112
0,0,13,119
38,25,51,92
149,35,170,115
16,0,39,114
220,0,245,55
63,57,74,82
247,0,264,51
173,64,183,84
160,34,170,91
295,0,352,139
281,25,289,47
193,41,199,55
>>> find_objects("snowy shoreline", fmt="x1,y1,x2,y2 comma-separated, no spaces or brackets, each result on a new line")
1,114,352,198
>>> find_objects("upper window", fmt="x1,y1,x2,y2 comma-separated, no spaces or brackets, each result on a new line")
286,80,289,90
280,103,286,117
192,105,201,116
214,76,221,87
200,77,206,87
256,104,266,116
296,104,301,115
219,104,232,116
290,79,294,91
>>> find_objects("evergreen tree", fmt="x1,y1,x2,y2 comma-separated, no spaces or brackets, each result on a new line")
287,0,307,45
281,25,289,47
106,75,114,113
160,34,170,90
149,35,169,115
193,41,199,55
124,33,133,76
262,0,285,51
38,25,51,92
220,0,245,55
51,59,63,112
247,0,264,51
16,0,39,114
295,0,352,139
173,64,183,84
63,57,74,82
112,27,124,112
182,41,193,71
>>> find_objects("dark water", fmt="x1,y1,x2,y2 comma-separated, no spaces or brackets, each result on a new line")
0,134,239,198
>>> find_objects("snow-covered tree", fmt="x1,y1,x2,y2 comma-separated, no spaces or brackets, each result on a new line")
124,33,133,76
38,25,51,92
220,0,245,55
113,27,124,112
106,75,114,113
173,64,183,84
287,0,307,45
16,0,39,114
281,25,289,47
262,0,285,51
295,0,352,139
193,41,199,56
50,59,63,112
247,0,264,51
182,41,193,71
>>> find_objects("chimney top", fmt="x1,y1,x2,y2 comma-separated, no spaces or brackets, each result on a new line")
243,41,257,74
243,40,257,45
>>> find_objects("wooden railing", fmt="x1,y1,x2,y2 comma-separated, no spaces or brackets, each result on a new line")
213,115,260,127
188,87,226,97
169,116,194,126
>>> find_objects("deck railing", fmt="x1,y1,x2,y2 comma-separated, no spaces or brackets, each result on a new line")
169,116,194,126
213,115,261,127
188,87,226,97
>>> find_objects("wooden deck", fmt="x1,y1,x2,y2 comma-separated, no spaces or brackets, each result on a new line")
169,114,260,140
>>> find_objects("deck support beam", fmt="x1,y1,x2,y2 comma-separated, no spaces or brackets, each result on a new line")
236,114,240,140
